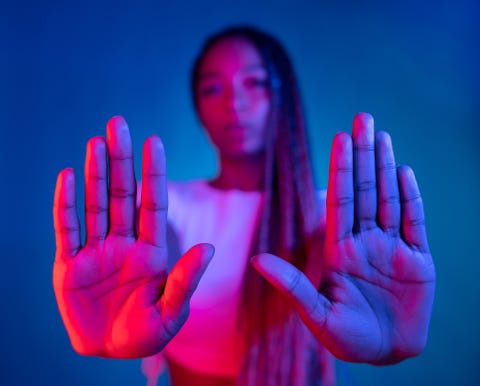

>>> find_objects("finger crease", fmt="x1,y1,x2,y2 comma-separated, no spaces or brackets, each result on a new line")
355,181,376,192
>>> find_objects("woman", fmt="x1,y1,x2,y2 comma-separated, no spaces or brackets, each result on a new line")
53,26,436,386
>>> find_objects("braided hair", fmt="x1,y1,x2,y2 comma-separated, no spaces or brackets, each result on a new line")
191,25,333,386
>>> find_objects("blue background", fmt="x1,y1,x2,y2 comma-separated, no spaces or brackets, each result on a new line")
1,1,479,385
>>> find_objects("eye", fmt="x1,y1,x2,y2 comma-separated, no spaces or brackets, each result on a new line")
198,83,223,97
244,77,269,89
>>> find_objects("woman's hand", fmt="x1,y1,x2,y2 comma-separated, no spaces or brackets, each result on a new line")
252,113,435,364
53,116,214,358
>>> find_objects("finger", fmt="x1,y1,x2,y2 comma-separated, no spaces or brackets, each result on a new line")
326,132,353,242
375,131,400,234
398,165,429,253
139,136,167,247
352,112,377,230
53,168,81,258
251,253,330,332
159,244,215,334
85,137,108,246
106,116,136,238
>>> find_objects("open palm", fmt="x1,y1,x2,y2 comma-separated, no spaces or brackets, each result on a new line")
252,113,435,364
53,116,213,358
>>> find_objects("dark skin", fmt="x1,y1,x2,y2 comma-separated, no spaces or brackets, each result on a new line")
53,36,435,385
253,114,435,364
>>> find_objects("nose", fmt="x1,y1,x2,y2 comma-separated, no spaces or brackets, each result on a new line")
225,84,248,113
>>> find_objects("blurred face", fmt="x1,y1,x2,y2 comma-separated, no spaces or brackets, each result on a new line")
195,37,271,160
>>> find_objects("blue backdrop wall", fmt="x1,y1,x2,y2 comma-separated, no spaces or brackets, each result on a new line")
1,1,479,385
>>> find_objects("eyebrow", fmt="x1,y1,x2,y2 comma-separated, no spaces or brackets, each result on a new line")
198,64,267,80
243,64,267,72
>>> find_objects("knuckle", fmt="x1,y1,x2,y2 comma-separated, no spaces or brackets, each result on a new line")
402,193,422,203
355,180,376,192
285,268,302,295
109,224,135,237
354,143,374,152
326,196,354,208
141,201,167,212
379,195,400,205
406,216,426,227
376,162,396,173
110,188,135,199
85,203,108,214
55,224,79,234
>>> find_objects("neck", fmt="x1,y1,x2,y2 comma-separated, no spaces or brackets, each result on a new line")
210,153,266,191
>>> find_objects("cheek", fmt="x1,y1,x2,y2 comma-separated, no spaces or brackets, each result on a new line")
253,98,271,135
197,101,223,148
197,100,219,131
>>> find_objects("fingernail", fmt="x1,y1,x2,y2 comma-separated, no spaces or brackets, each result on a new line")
108,115,128,132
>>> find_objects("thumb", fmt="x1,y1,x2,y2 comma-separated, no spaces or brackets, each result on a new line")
159,243,214,332
250,253,330,334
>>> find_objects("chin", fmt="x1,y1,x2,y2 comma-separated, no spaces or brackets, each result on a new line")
222,147,266,161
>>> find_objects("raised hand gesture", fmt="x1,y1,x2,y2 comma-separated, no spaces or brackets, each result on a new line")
53,116,214,358
252,113,435,364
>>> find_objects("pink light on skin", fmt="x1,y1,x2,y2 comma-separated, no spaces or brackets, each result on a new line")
53,116,215,358
193,36,273,192
196,37,271,161
51,23,437,386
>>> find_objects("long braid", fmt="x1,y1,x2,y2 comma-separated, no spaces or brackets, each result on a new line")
240,30,321,385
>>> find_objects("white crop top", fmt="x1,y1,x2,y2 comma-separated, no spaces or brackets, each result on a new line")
163,180,266,377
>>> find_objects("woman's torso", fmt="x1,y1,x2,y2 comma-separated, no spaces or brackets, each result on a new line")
163,180,265,379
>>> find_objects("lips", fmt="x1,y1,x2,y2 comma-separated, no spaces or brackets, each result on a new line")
224,123,250,138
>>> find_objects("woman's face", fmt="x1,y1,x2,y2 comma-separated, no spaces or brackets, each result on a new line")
195,37,271,160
